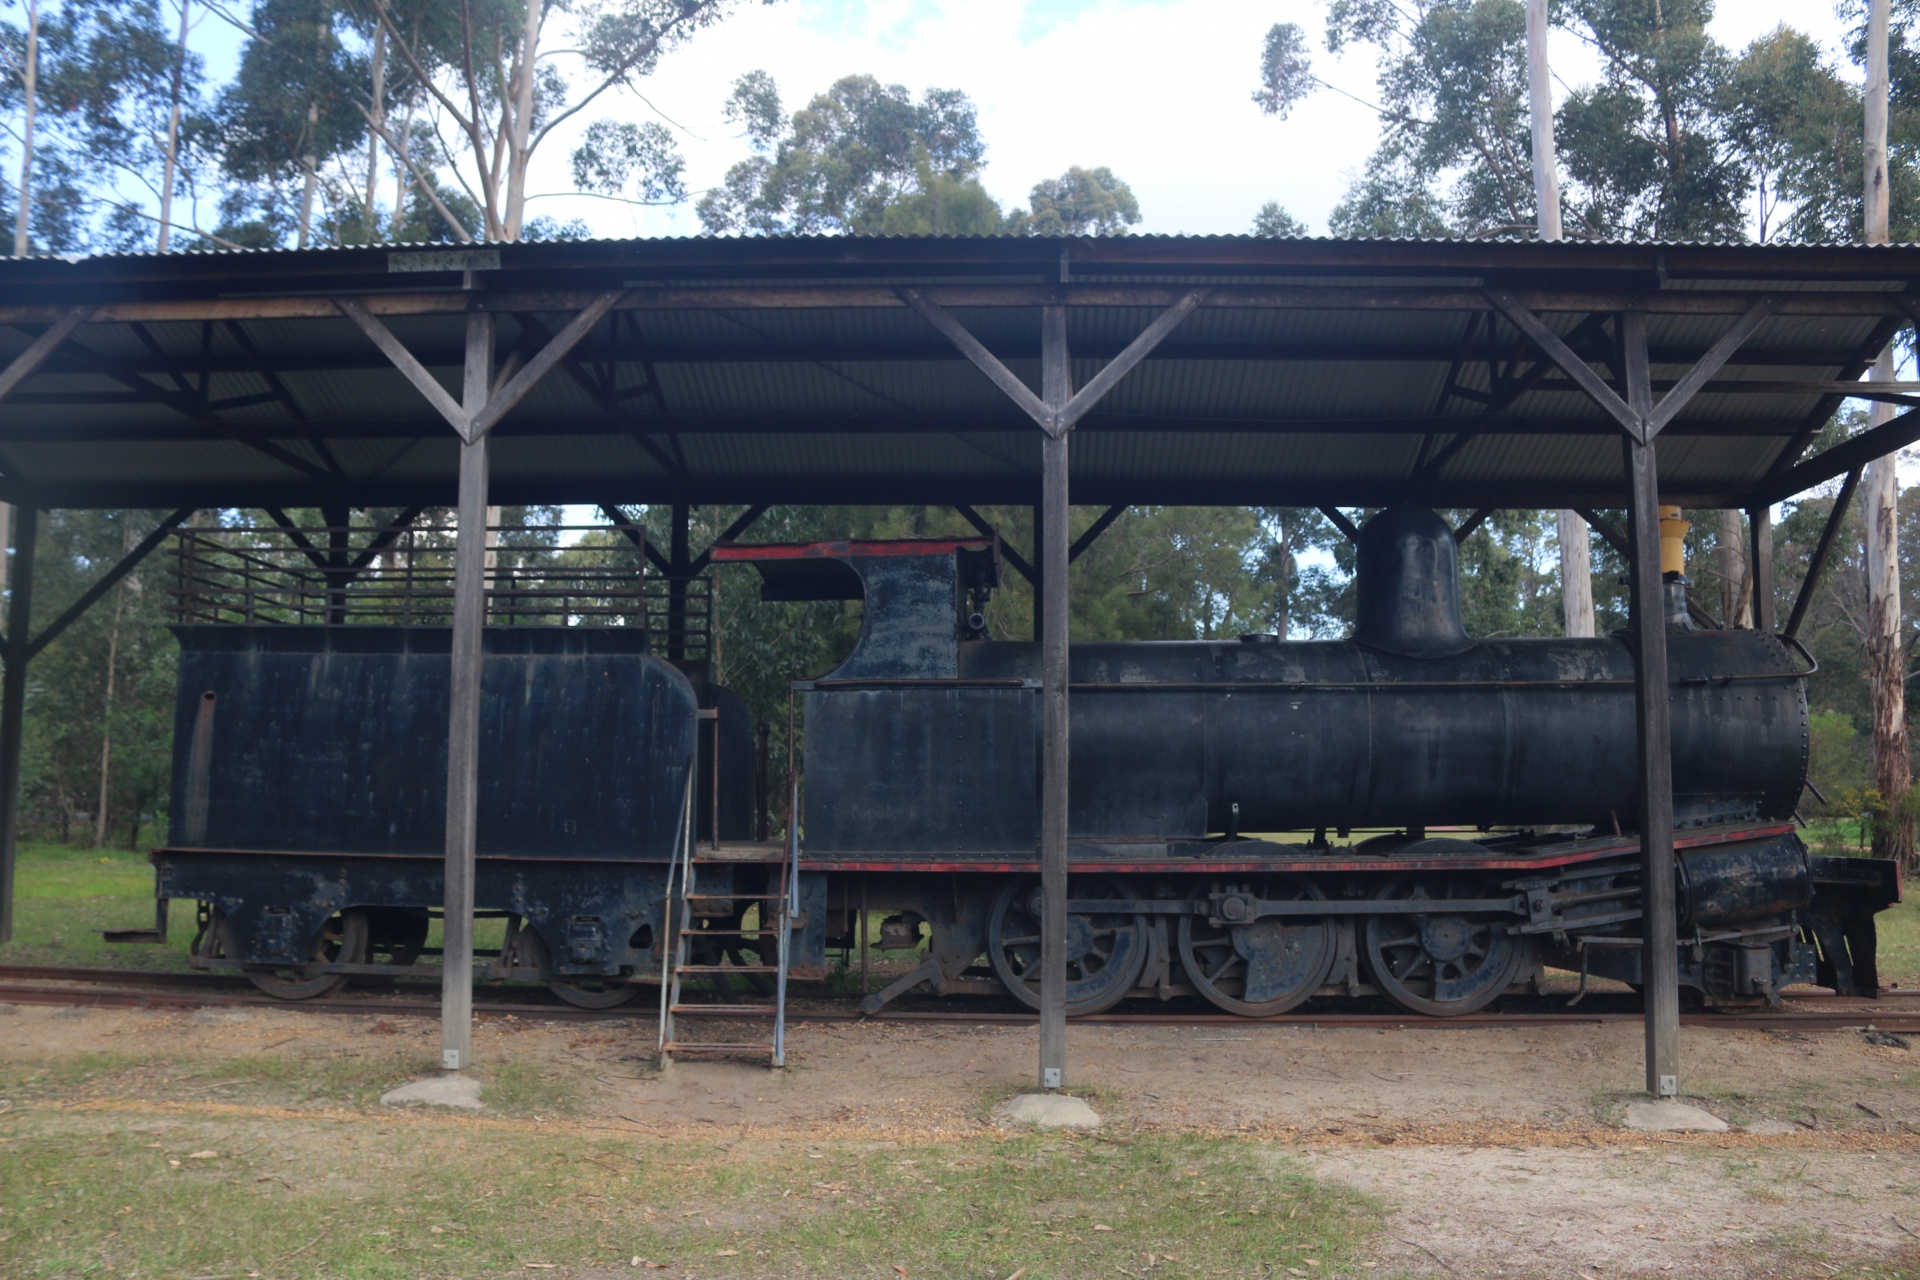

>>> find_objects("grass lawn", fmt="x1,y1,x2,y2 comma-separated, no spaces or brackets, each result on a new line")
0,1048,1380,1280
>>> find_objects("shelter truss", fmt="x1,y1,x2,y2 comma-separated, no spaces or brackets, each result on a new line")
2,234,1917,1095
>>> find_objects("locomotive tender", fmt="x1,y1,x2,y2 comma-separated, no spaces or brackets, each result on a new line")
152,505,1897,1018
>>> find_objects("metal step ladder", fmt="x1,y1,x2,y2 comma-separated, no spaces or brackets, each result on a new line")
658,779,799,1066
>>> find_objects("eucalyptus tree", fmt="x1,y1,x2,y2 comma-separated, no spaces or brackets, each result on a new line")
354,0,757,242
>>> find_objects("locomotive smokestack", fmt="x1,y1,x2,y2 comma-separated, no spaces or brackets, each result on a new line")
1661,505,1695,631
1353,506,1473,657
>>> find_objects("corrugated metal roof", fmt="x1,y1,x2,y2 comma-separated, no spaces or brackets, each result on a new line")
0,234,1911,509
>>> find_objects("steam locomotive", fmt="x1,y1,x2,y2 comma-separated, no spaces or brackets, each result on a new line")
144,505,1898,1017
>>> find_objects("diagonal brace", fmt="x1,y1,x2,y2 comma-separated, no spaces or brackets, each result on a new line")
0,307,93,406
24,509,193,662
338,293,622,443
899,287,1209,437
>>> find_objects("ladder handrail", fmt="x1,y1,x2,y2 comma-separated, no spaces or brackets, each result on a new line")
656,764,696,1056
773,776,801,1067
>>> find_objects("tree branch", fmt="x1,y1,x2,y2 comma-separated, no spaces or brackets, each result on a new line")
359,108,475,242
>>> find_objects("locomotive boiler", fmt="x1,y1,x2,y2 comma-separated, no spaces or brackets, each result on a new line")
140,506,1898,1020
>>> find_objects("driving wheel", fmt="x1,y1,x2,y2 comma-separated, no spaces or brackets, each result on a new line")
988,875,1148,1015
1362,873,1528,1017
1178,879,1336,1016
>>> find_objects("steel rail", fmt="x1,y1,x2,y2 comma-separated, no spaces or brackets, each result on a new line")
2,969,1916,1032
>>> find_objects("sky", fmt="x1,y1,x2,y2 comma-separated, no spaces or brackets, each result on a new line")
499,0,1871,241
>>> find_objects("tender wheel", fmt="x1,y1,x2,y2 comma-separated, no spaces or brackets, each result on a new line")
366,907,430,967
226,908,369,1000
509,921,643,1010
988,875,1148,1015
1178,880,1336,1017
1363,874,1528,1017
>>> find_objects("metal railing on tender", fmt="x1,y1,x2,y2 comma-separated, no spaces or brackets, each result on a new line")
166,521,712,658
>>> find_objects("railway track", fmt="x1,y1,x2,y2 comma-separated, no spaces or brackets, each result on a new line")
5,965,1919,1031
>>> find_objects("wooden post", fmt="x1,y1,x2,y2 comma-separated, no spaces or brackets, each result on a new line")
1622,311,1680,1098
1748,505,1775,633
669,501,690,664
0,506,34,944
1038,304,1070,1091
1031,503,1045,643
441,312,492,1072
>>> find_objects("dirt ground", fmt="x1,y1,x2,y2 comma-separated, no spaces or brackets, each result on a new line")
5,999,1920,1277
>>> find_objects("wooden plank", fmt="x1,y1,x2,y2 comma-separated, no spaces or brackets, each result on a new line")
1643,298,1776,438
1573,507,1630,558
335,297,471,438
1055,289,1210,430
467,292,622,439
1452,508,1494,543
1488,291,1641,438
897,287,1052,432
0,307,91,405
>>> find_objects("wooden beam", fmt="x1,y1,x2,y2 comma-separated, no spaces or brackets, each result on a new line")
1573,507,1631,558
1068,505,1128,563
1784,468,1861,640
898,287,1053,432
1759,403,1920,504
0,307,91,406
598,502,672,575
1488,291,1640,438
1320,506,1361,541
1056,289,1211,431
336,296,472,438
467,292,622,439
690,502,771,574
1644,298,1775,438
1453,508,1494,543
25,509,193,661
0,284,1914,328
952,504,1037,585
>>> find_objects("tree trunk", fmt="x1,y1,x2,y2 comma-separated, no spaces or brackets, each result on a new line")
502,0,544,239
1558,511,1595,637
365,22,386,242
94,574,127,849
1718,509,1751,628
1524,0,1561,239
297,101,320,249
1864,0,1910,864
392,107,414,239
13,0,39,257
157,0,191,253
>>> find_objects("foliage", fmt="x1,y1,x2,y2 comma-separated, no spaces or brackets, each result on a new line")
699,70,1142,238
1251,200,1308,237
